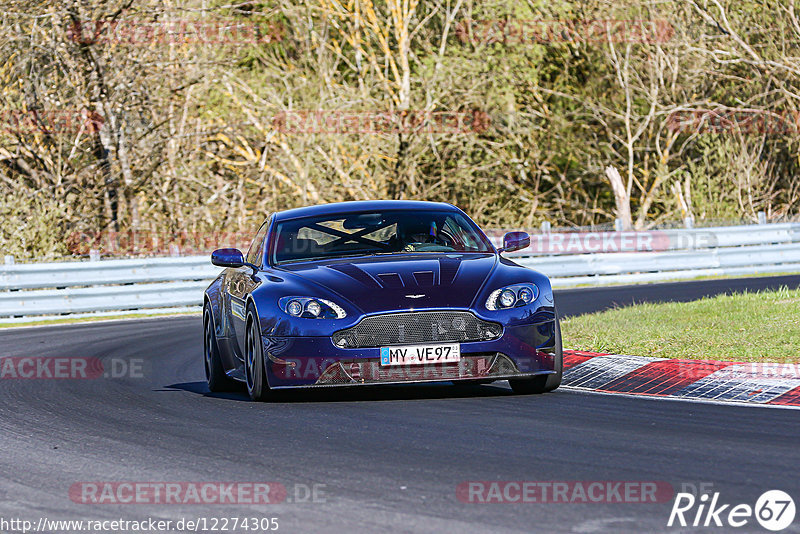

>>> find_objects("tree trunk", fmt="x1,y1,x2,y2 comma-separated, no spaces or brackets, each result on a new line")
605,165,633,230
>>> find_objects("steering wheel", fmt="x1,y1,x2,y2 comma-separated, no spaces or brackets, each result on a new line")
435,231,456,248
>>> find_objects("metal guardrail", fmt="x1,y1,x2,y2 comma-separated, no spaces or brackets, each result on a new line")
523,243,800,287
2,222,800,320
0,256,218,290
0,281,209,316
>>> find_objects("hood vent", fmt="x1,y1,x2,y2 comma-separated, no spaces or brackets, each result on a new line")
413,271,435,287
438,257,461,285
326,263,381,289
376,273,404,289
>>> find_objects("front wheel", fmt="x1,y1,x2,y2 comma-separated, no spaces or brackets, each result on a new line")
204,304,238,392
245,305,272,401
509,315,563,395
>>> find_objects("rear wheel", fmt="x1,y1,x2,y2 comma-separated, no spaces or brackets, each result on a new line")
509,315,563,395
245,304,272,401
204,304,238,392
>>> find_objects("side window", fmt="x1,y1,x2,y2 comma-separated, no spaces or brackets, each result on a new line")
443,215,479,251
246,218,270,266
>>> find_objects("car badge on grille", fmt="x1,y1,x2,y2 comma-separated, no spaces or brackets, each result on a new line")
405,294,425,299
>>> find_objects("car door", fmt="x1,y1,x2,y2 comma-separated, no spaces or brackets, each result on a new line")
228,217,271,359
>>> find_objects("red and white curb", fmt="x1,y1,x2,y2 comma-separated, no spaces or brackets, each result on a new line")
562,350,800,407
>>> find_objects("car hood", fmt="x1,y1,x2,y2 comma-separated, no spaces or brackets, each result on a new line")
275,253,497,314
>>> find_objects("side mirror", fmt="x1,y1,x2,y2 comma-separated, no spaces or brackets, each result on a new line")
500,231,530,253
211,248,245,268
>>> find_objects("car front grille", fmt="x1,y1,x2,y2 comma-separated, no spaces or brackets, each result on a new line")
332,311,502,348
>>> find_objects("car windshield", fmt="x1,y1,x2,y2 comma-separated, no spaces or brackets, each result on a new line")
271,210,494,264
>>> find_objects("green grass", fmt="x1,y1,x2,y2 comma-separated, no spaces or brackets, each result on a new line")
561,287,800,363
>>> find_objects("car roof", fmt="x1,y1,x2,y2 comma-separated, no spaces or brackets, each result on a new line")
273,200,460,221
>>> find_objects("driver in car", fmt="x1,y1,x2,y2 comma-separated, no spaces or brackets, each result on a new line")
396,219,447,251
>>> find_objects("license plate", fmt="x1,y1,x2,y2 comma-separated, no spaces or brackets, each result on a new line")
380,343,461,366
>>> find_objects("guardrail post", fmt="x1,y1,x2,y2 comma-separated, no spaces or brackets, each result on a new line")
614,219,623,232
684,216,695,229
758,211,767,225
89,249,100,261
4,255,14,265
541,221,551,234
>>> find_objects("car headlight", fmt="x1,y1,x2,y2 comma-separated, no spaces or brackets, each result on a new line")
279,297,347,319
485,283,539,310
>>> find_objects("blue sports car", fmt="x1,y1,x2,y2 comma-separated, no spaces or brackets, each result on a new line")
203,200,561,401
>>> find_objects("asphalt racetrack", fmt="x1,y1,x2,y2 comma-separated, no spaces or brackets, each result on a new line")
2,275,800,533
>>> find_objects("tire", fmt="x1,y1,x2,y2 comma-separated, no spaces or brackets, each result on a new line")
509,314,563,395
204,304,238,392
244,304,272,401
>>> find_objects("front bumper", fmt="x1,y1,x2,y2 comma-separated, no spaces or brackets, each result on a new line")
264,320,558,388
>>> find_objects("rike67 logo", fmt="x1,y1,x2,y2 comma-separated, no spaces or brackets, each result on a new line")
668,489,795,531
